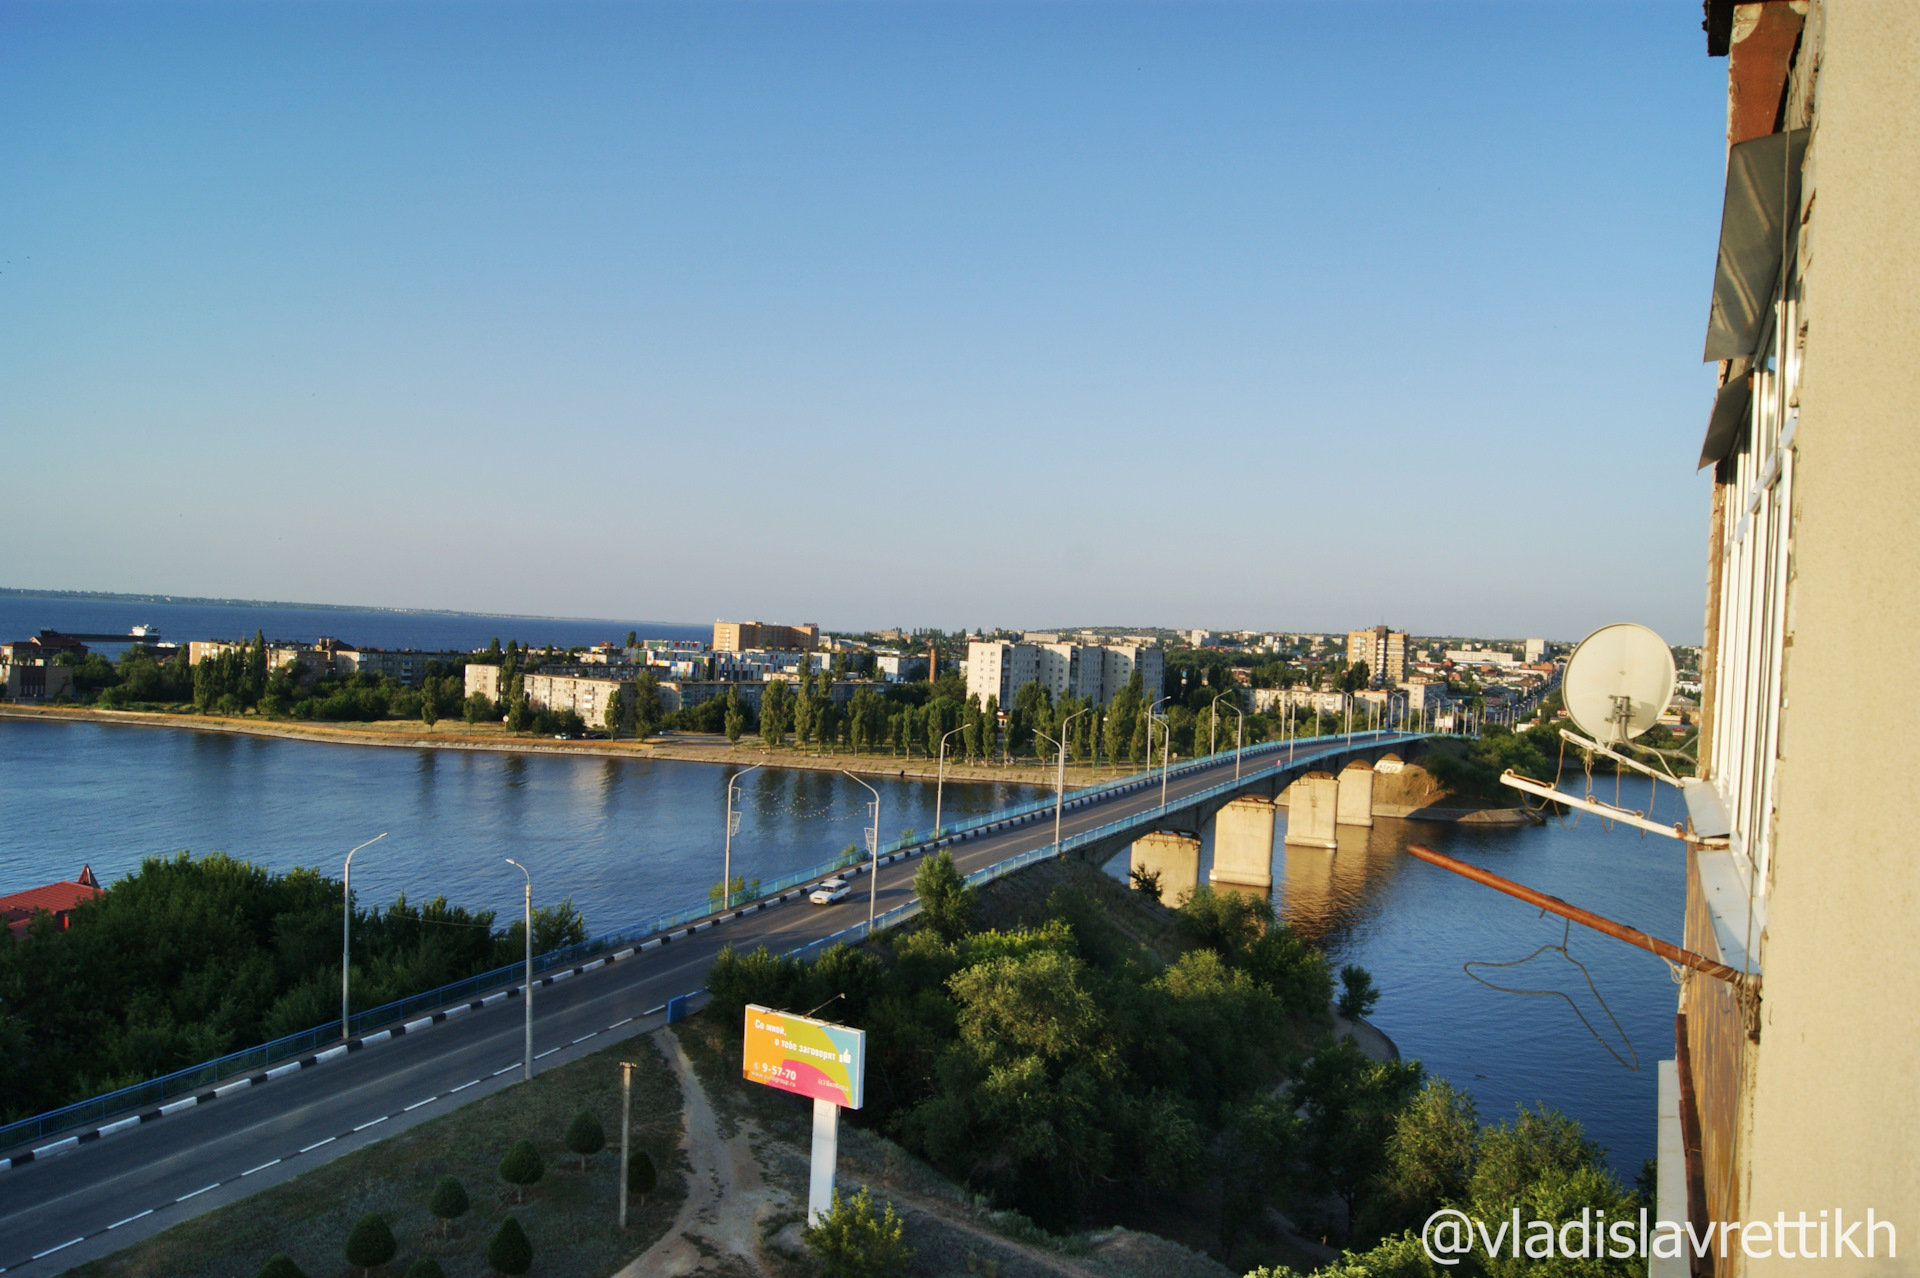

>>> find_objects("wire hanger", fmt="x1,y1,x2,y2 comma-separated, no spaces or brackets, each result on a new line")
1464,915,1639,1071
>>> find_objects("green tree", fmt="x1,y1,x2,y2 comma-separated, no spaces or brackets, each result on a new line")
344,1212,396,1274
1127,866,1162,903
802,1186,913,1278
1337,964,1381,1019
564,1108,606,1169
404,1260,446,1278
428,1174,469,1236
421,699,438,731
1359,1078,1479,1241
724,687,745,744
497,1139,545,1203
633,670,662,738
1287,1036,1425,1234
912,851,976,940
255,1256,307,1278
627,1147,657,1203
486,1216,533,1276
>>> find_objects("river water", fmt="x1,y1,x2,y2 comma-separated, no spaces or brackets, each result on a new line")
1112,765,1688,1180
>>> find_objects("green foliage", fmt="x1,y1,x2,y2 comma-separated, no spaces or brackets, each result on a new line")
1337,964,1381,1019
254,1254,307,1278
343,1211,397,1270
1288,1036,1426,1228
486,1215,533,1276
0,852,516,1121
1176,884,1273,955
724,687,745,744
564,1107,606,1167
496,1139,545,1201
912,851,976,941
403,1258,446,1278
1127,865,1162,903
802,1186,914,1278
428,1174,469,1224
627,1147,657,1199
709,874,759,911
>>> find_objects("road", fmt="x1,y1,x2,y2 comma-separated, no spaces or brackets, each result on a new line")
0,731,1409,1274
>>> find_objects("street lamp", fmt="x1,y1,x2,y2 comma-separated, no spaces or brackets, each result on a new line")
1144,696,1166,775
1210,692,1245,783
505,857,533,1081
840,772,881,928
723,763,762,912
340,832,389,1042
1042,707,1091,856
934,723,967,837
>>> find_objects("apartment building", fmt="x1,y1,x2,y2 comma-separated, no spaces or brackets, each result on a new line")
711,621,819,652
965,640,1162,709
1345,626,1408,683
519,672,625,725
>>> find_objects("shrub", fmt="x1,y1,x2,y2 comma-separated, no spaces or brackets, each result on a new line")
627,1148,657,1201
487,1216,534,1276
497,1139,545,1202
1127,865,1163,903
803,1186,913,1278
427,1175,469,1234
403,1260,446,1278
255,1255,307,1278
913,850,977,940
343,1212,397,1273
564,1108,606,1169
1337,964,1381,1019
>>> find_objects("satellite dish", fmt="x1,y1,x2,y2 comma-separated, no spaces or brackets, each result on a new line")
1562,623,1675,745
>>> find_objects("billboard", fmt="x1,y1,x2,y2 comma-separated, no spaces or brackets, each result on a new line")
742,1004,865,1109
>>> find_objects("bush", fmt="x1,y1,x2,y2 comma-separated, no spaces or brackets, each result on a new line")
403,1260,446,1278
1127,865,1163,903
428,1175,469,1232
803,1186,913,1278
255,1256,307,1278
487,1216,533,1276
497,1139,545,1202
627,1148,657,1201
564,1108,606,1168
1337,964,1381,1019
913,850,977,940
343,1212,397,1272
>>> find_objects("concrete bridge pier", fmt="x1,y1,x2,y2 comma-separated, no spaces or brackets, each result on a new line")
1283,772,1339,849
1129,831,1201,906
1209,795,1275,889
1337,760,1375,828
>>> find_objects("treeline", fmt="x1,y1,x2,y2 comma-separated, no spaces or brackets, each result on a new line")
0,852,586,1122
708,866,1643,1272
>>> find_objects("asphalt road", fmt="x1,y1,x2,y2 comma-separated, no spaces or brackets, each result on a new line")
0,731,1408,1275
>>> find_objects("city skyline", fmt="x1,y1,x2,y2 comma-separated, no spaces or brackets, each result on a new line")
4,2,1725,641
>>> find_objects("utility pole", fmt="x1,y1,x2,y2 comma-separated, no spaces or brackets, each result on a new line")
619,1061,634,1229
340,833,388,1042
506,858,533,1081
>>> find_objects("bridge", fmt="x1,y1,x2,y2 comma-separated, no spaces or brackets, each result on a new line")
0,729,1429,1274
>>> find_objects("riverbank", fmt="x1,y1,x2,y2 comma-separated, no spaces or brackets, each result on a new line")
0,704,1086,788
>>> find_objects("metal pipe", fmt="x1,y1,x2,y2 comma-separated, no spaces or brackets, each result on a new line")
1498,769,1685,839
1405,843,1745,986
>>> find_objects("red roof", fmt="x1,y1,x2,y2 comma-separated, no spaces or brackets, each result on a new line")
1,866,104,934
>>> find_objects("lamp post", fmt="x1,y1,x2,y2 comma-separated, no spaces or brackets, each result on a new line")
1211,692,1245,783
340,832,388,1042
1043,708,1090,856
840,772,881,928
723,763,762,912
934,724,966,837
1144,696,1166,776
505,857,532,1081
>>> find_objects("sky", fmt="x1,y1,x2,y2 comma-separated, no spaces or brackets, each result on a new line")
2,2,1729,642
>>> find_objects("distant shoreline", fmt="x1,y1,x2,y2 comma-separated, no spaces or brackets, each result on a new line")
0,704,1069,788
0,586,698,630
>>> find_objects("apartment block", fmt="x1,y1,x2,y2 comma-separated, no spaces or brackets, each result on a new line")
965,640,1161,710
711,621,819,652
520,672,626,725
1345,626,1408,684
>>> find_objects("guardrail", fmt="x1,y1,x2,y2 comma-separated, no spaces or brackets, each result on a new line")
0,727,1407,1153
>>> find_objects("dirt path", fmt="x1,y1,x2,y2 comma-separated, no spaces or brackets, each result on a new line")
613,1029,785,1278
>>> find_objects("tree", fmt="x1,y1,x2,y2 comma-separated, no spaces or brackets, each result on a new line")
564,1108,606,1170
724,687,745,744
344,1212,397,1274
627,1147,657,1203
802,1186,913,1278
603,687,624,737
1127,866,1162,903
1287,1036,1425,1234
404,1260,446,1278
497,1139,545,1203
428,1175,469,1236
913,851,976,941
486,1216,533,1276
626,629,638,648
760,678,789,748
1337,964,1380,1019
255,1256,307,1278
421,699,438,732
633,670,662,738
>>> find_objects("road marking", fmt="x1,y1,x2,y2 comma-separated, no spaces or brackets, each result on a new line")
107,1209,154,1230
449,1079,480,1093
241,1158,281,1177
534,1047,560,1060
403,1098,436,1112
571,1033,596,1044
299,1136,336,1154
175,1183,218,1202
492,1064,519,1077
31,1237,85,1259
609,1016,633,1028
352,1117,388,1132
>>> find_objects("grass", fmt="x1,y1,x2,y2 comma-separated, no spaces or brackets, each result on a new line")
70,1034,685,1278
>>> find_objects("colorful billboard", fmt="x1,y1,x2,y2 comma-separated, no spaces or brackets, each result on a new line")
742,1004,866,1109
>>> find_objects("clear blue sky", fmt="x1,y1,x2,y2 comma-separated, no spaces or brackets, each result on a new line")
2,2,1727,642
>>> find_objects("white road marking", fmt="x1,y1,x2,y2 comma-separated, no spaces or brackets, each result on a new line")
571,1033,595,1044
492,1064,519,1077
31,1237,85,1259
241,1158,281,1176
608,1017,633,1028
449,1079,480,1093
403,1098,436,1112
352,1117,388,1132
107,1209,154,1230
299,1136,336,1154
175,1183,218,1202
534,1047,560,1060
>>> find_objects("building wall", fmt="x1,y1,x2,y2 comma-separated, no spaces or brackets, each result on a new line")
2,661,75,702
464,664,503,701
1722,4,1920,1267
521,673,627,724
712,622,819,652
1346,627,1408,683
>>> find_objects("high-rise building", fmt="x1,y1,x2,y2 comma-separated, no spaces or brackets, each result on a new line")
966,639,1161,710
711,621,820,652
1345,626,1408,684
